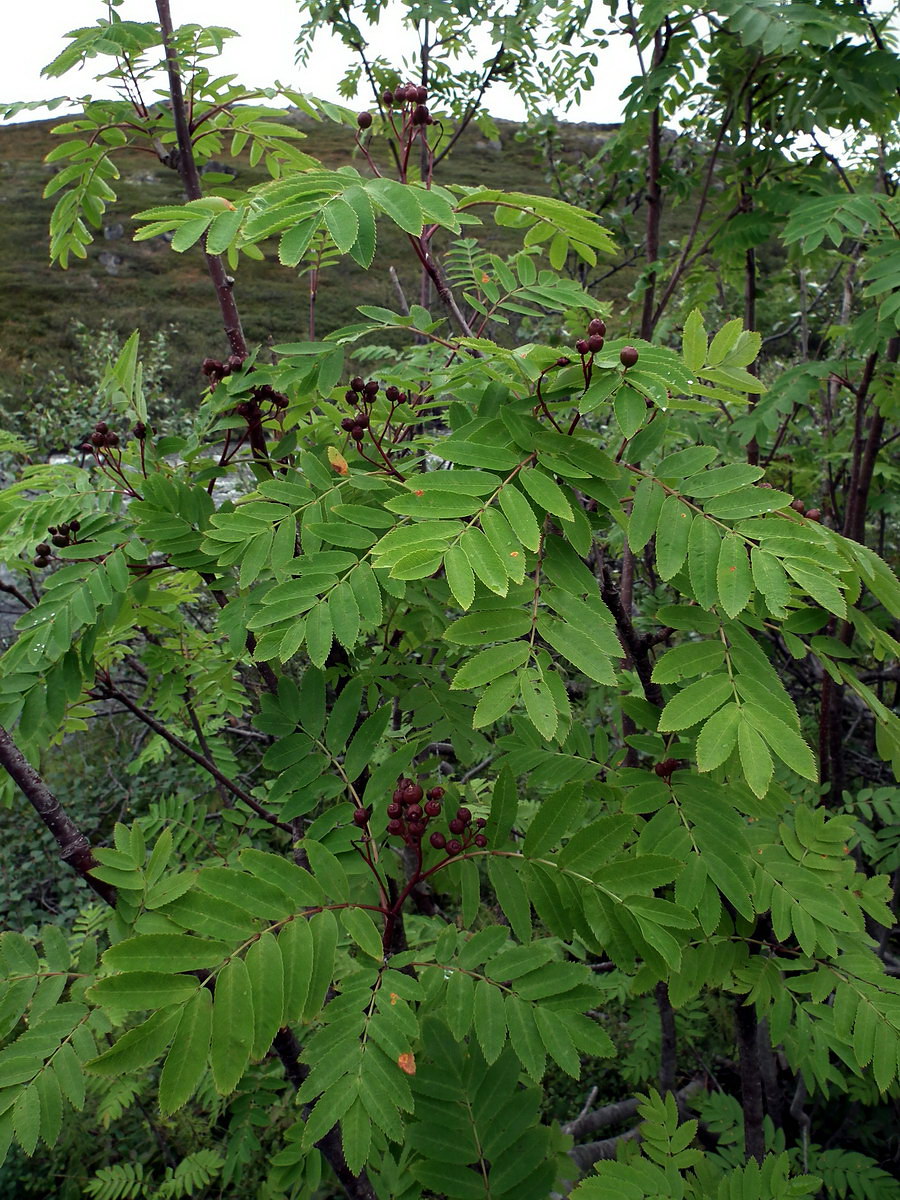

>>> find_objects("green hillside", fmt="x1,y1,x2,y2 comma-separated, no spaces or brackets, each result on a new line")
0,113,631,420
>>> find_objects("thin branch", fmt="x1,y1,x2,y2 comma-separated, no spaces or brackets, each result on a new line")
0,724,116,905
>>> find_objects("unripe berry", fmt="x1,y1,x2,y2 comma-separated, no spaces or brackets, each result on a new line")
357,111,373,130
620,345,639,368
588,318,606,337
446,839,462,856
352,808,369,827
430,831,446,849
473,834,488,848
449,818,465,835
424,800,442,817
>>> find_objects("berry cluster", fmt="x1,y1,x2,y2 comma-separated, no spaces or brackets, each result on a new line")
79,421,119,454
790,498,822,522
654,757,682,779
201,354,245,386
365,82,434,127
574,316,606,358
340,377,406,445
33,519,80,569
352,778,488,857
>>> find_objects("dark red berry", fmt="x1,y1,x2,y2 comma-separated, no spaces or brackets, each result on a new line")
475,817,486,829
357,111,373,129
806,508,821,522
345,390,358,404
456,807,471,824
588,318,606,337
392,787,405,804
387,819,404,836
758,481,773,489
415,85,428,103
406,805,423,821
473,834,488,848
654,758,680,778
449,818,465,835
351,376,365,392
94,422,108,435
226,354,244,372
555,357,571,367
430,831,446,849
364,380,379,397
201,357,222,377
33,556,50,569
446,839,462,856
588,334,604,353
575,338,589,355
355,413,370,429
35,543,51,555
405,784,424,803
47,527,58,535
412,104,429,125
382,90,394,107
408,821,426,838
424,800,442,817
427,787,445,800
341,417,356,432
387,802,402,819
51,535,68,548
790,499,805,513
352,425,365,441
352,808,369,827
385,385,400,402
620,346,639,368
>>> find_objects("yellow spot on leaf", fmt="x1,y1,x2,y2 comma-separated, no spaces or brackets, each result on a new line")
327,446,349,475
397,1052,416,1075
390,992,399,1005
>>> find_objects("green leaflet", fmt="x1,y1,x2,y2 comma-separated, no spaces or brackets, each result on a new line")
655,497,693,580
158,989,212,1115
695,703,741,772
717,536,752,618
518,468,573,521
658,673,733,732
738,718,773,797
450,642,531,690
211,956,253,1094
687,516,721,610
497,485,542,552
627,478,665,553
460,526,509,596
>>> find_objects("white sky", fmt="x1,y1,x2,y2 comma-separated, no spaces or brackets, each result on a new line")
6,0,637,125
